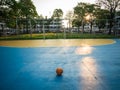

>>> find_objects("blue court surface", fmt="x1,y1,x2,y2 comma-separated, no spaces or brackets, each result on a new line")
0,39,120,90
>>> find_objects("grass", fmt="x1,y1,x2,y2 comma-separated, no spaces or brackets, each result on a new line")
0,33,120,40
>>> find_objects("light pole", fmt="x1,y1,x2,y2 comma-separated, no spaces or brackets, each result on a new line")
16,17,18,35
63,25,66,39
42,20,45,40
28,19,32,38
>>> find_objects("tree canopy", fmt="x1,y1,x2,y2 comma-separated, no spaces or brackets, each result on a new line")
73,3,100,33
19,0,38,18
96,0,120,34
51,9,63,19
0,0,38,20
0,0,18,19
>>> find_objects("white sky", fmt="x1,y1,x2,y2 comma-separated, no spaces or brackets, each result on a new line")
32,0,96,18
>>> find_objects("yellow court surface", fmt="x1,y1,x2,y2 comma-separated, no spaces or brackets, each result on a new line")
0,39,115,47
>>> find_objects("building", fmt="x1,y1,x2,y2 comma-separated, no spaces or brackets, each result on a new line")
114,16,120,30
34,19,63,33
112,16,120,34
49,19,62,32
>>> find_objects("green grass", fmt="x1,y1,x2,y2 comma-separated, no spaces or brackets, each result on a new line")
0,33,119,40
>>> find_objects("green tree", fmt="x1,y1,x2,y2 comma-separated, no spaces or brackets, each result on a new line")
96,0,120,34
116,10,120,16
85,4,96,33
18,0,38,33
0,0,18,20
73,3,87,32
0,0,20,28
85,4,100,33
19,0,38,18
73,3,98,33
95,8,110,31
37,14,44,19
52,9,63,19
72,19,82,27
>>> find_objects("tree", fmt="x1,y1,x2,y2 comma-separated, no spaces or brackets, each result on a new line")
18,0,38,33
0,0,20,29
65,10,74,32
95,8,110,31
96,0,120,34
85,4,99,33
52,9,63,19
0,0,18,20
73,3,87,32
74,3,99,33
116,10,120,16
19,0,38,18
37,14,44,19
0,0,16,9
72,19,82,33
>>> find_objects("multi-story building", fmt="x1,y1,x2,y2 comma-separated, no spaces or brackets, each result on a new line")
35,19,63,33
49,19,62,32
113,16,120,34
114,16,120,30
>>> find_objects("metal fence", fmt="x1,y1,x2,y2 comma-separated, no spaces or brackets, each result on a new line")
0,18,120,39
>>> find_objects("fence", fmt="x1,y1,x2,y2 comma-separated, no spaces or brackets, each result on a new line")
0,18,120,39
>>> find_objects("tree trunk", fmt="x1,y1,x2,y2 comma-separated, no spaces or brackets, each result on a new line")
108,8,115,35
108,20,112,35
